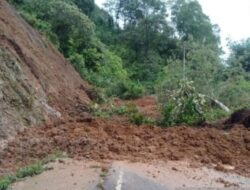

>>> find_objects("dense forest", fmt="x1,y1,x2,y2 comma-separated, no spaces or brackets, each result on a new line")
8,0,250,125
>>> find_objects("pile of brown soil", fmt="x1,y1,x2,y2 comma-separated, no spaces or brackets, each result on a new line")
0,117,249,177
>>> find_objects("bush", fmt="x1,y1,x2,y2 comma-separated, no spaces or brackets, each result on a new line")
161,104,175,126
111,103,153,125
215,79,250,110
112,105,127,115
125,104,153,125
129,112,145,125
116,81,144,100
204,108,230,122
0,176,14,190
16,163,43,178
159,79,206,126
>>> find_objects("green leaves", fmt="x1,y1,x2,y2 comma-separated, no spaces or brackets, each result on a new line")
73,0,95,16
160,79,206,126
10,0,250,108
104,0,175,84
11,0,141,99
0,176,14,190
171,0,220,48
16,163,43,178
228,38,250,72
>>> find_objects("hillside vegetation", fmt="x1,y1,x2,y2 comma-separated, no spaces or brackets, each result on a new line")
8,0,250,125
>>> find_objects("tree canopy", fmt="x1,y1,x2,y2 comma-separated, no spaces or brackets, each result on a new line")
228,39,250,72
171,0,220,47
8,0,250,112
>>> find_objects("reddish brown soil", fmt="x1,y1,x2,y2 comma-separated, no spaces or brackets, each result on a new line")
114,96,159,118
0,115,250,177
0,0,92,117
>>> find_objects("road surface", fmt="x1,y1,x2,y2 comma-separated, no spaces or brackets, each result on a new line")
11,159,250,190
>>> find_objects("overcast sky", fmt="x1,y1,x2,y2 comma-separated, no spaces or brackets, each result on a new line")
95,0,250,56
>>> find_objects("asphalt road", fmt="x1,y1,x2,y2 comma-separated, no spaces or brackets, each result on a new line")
10,159,250,190
103,165,168,190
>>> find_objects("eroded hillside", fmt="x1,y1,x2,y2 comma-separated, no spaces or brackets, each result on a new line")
0,0,92,142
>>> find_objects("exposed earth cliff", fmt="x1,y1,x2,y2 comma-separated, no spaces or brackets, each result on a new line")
0,0,91,142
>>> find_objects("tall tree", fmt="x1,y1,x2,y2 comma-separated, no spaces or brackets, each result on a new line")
228,38,250,72
73,0,95,16
105,0,176,83
105,0,173,55
171,0,220,48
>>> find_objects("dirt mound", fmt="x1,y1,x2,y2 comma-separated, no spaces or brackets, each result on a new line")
0,1,92,140
225,109,250,128
0,117,249,177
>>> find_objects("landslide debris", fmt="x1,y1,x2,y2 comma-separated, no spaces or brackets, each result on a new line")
0,117,249,178
0,0,250,182
0,0,92,142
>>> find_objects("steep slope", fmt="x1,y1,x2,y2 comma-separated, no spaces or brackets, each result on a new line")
0,0,91,142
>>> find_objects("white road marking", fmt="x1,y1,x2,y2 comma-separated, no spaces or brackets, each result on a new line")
115,169,124,190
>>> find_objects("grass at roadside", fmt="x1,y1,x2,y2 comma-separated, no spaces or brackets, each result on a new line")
0,151,67,190
0,163,42,190
16,162,43,179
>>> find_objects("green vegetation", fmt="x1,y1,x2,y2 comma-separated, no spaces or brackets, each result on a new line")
0,163,43,190
0,152,67,190
9,0,142,99
0,176,14,190
204,109,229,122
123,104,153,125
8,0,250,125
159,79,206,126
16,163,43,178
92,102,153,125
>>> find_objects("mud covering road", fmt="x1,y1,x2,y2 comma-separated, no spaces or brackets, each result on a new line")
1,116,250,178
1,96,250,188
1,114,250,177
11,159,250,190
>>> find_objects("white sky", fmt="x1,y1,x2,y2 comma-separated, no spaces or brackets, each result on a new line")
95,0,250,56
